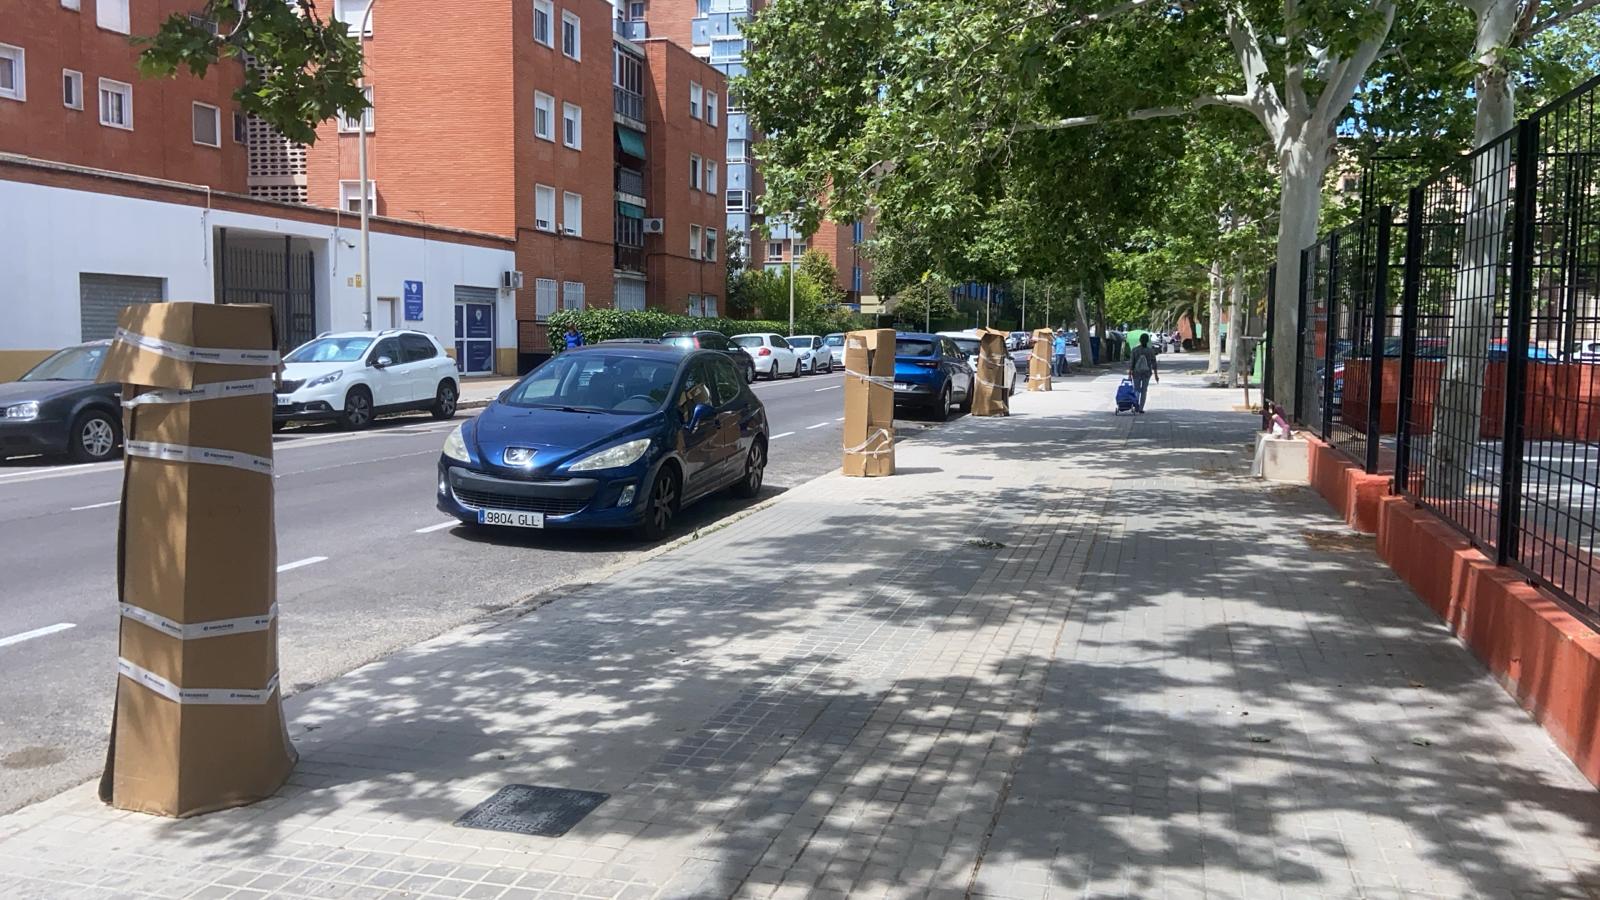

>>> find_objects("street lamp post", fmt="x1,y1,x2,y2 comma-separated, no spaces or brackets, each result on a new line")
787,224,796,335
357,1,376,330
1020,280,1026,332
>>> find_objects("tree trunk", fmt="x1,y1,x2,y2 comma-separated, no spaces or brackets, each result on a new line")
1093,273,1109,363
1227,265,1245,387
1208,260,1224,374
1269,138,1335,403
1075,284,1094,364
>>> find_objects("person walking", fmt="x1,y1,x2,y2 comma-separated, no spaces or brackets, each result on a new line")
1052,330,1070,376
563,325,584,351
1129,332,1159,414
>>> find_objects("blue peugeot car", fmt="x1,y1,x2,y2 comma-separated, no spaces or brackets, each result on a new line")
438,344,769,540
893,332,974,420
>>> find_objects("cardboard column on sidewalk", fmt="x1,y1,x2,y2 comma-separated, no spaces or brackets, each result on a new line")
842,328,895,477
1028,328,1055,391
96,302,297,818
970,328,1010,416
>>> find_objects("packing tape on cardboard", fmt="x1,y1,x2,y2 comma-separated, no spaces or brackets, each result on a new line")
124,440,274,476
122,378,278,408
117,657,281,706
844,427,894,457
114,328,281,366
845,368,896,388
120,602,278,640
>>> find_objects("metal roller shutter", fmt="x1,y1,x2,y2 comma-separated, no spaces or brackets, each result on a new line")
79,274,165,341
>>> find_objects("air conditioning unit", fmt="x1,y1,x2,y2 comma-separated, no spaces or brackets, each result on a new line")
501,270,524,291
643,218,665,234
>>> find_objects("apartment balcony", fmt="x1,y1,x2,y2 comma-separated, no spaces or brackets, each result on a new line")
616,19,647,40
615,244,645,274
614,87,644,123
615,167,645,199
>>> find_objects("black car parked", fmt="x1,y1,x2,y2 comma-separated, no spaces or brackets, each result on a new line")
661,331,758,384
0,341,122,463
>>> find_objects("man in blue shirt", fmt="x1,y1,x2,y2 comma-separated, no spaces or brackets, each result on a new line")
563,326,584,351
1052,331,1069,376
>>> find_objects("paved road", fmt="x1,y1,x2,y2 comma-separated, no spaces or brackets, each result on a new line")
0,367,898,813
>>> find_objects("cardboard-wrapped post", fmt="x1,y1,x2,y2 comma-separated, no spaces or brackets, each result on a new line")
1028,328,1055,391
96,302,297,817
842,328,895,476
970,328,1010,416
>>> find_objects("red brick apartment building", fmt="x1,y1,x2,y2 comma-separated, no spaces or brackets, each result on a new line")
0,0,247,190
303,0,728,360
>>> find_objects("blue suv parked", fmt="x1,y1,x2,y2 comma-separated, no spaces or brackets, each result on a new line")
892,332,974,420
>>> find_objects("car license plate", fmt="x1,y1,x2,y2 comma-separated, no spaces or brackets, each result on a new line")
479,509,545,528
893,383,911,391
275,395,292,407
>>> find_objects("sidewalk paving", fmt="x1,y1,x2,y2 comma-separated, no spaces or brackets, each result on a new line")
3,359,1598,899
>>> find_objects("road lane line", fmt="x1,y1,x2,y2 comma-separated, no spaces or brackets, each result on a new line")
835,417,845,422
277,556,328,573
814,384,842,392
0,623,76,649
772,432,795,439
70,500,121,511
415,521,459,534
806,422,830,430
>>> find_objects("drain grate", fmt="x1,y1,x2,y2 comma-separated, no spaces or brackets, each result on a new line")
454,784,608,838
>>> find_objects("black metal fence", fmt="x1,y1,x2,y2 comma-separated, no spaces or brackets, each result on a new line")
1284,73,1600,626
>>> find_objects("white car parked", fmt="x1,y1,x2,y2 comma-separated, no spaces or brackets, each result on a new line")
785,335,837,374
938,331,1019,396
276,330,461,430
731,333,803,380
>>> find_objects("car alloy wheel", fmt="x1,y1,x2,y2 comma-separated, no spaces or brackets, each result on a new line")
733,440,765,498
642,466,679,540
342,389,373,430
432,382,458,419
73,412,118,462
936,384,953,422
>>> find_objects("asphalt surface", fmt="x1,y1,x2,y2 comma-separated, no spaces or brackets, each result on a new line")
0,358,1054,814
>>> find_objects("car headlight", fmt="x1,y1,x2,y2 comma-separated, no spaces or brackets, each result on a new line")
305,370,344,389
569,438,652,472
442,424,471,462
3,401,39,421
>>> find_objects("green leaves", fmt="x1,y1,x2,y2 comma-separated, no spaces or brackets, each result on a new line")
137,0,367,146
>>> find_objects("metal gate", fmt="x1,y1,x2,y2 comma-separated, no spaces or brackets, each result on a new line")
216,230,317,352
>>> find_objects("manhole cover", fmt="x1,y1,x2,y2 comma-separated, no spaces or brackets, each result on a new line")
454,785,608,838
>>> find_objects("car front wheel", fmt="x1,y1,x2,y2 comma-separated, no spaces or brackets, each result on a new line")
69,410,120,463
339,387,374,430
639,464,680,541
431,381,458,419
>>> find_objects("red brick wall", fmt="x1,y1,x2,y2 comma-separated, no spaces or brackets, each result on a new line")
642,39,725,314
637,0,697,48
0,0,247,190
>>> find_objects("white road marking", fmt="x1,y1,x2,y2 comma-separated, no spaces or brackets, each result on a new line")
276,556,328,573
772,432,795,439
814,384,842,392
806,422,830,430
70,500,121,511
835,417,845,422
415,520,459,534
0,623,76,649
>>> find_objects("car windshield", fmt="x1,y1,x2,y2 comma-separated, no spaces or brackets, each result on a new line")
287,337,373,363
950,338,980,356
504,352,679,414
21,345,106,381
732,336,764,348
896,338,935,357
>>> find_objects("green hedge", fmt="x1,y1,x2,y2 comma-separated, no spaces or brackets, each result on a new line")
546,308,862,348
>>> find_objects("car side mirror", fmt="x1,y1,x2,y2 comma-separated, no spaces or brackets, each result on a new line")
373,355,393,369
497,389,510,402
689,403,715,430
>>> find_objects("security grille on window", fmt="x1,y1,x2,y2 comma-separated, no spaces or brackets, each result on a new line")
706,161,718,195
690,154,702,191
535,184,556,231
704,295,718,317
534,92,554,140
615,279,646,311
62,69,82,109
727,190,746,212
339,86,373,132
561,11,581,59
562,102,581,149
690,225,702,260
192,102,220,147
335,0,373,36
689,82,702,119
535,277,559,319
562,192,582,236
704,229,718,263
706,91,719,127
339,180,376,214
534,0,554,46
562,281,585,310
97,0,130,34
0,45,24,102
98,78,132,128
